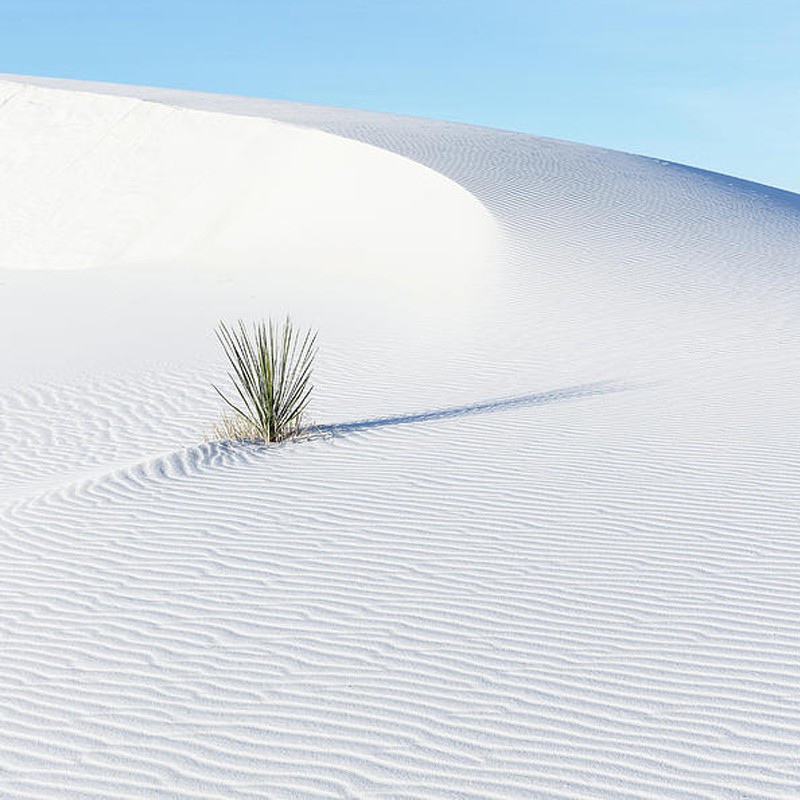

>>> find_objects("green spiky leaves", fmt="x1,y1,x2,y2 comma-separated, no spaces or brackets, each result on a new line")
214,318,318,443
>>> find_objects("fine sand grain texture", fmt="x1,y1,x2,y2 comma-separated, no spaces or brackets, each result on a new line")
1,75,800,799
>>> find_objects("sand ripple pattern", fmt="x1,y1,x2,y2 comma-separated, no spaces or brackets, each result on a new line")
3,401,800,799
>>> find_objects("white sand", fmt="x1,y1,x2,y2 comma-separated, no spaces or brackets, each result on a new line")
1,75,800,798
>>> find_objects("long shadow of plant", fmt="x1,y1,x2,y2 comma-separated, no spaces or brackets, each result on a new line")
314,380,628,438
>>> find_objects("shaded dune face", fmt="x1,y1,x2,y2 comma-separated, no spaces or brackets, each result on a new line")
0,80,500,292
2,75,800,800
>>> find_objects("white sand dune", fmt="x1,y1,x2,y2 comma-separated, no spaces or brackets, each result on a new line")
1,75,800,799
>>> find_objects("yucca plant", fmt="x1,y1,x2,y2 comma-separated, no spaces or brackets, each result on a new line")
213,318,318,443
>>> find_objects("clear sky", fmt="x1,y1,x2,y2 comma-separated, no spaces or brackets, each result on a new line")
2,0,799,192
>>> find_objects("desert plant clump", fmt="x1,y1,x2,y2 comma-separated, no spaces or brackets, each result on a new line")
213,317,318,444
210,410,263,443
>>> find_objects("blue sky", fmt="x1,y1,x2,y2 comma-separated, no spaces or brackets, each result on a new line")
2,0,799,192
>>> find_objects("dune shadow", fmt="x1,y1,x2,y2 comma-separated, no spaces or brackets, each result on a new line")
313,380,628,437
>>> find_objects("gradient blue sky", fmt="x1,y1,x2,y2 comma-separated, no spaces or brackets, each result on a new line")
2,0,798,192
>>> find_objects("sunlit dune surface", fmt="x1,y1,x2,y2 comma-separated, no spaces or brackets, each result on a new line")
1,74,800,799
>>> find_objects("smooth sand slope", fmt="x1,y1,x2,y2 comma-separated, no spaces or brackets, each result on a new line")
1,75,800,799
